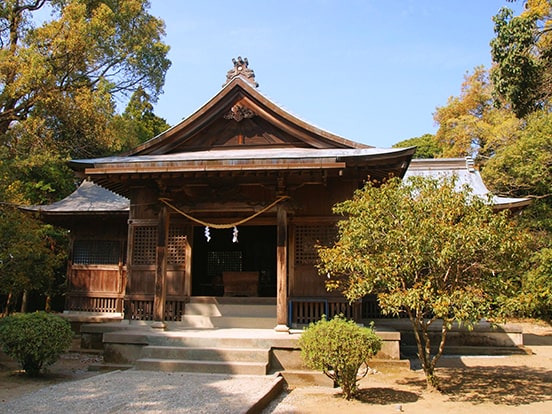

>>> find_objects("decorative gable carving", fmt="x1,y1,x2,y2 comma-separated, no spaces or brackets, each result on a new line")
224,104,256,122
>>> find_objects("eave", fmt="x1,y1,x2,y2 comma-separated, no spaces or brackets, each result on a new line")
70,147,415,198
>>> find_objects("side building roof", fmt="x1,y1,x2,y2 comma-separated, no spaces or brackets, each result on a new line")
21,180,129,216
404,157,531,210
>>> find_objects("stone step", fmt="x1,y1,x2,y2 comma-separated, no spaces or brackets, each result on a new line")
135,358,269,375
401,345,532,356
140,345,270,362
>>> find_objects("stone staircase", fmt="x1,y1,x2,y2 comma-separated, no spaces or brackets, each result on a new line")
85,298,407,378
133,297,279,374
135,336,271,374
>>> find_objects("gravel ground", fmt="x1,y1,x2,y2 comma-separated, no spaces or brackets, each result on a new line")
0,370,282,414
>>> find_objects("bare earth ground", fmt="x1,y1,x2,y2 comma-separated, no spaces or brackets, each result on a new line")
1,321,551,413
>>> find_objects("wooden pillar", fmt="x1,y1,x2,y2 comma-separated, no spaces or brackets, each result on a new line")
152,206,168,329
183,224,193,298
275,205,290,333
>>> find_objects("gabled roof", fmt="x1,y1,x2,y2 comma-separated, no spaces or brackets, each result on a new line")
404,157,531,210
125,76,370,155
69,63,416,196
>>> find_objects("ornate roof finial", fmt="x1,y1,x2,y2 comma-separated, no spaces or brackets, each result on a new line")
224,56,259,88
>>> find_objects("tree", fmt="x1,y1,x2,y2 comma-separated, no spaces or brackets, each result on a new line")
491,2,552,118
317,176,528,389
392,133,443,159
482,110,552,317
113,86,170,150
434,66,521,160
0,0,170,205
0,1,170,312
0,0,170,142
0,206,67,316
482,110,552,204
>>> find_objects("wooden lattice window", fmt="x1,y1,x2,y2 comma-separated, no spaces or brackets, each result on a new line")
73,240,120,265
168,224,187,265
132,225,157,265
294,225,337,265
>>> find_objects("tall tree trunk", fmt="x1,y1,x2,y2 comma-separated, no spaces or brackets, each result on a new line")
20,290,28,313
409,311,442,391
3,291,13,317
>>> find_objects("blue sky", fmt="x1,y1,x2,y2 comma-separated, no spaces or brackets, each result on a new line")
148,1,524,148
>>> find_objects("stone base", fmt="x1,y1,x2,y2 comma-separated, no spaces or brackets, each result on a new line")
274,324,290,333
151,321,167,330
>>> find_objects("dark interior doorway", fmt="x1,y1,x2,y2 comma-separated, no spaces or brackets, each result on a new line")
191,225,277,297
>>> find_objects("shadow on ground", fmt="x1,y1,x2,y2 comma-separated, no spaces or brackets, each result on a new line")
354,387,420,404
399,364,552,406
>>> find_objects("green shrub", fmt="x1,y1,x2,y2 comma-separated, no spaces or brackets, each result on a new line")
0,311,73,376
299,315,382,400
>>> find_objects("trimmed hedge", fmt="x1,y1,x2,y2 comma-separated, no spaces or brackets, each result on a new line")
0,311,73,376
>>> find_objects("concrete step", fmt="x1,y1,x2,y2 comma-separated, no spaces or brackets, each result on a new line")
135,358,269,375
140,345,270,362
179,315,276,329
185,302,276,317
145,334,283,349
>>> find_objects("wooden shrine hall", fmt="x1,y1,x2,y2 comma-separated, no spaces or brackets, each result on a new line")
31,57,417,331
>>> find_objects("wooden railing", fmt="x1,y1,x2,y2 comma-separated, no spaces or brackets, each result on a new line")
66,294,123,313
164,300,186,321
127,298,186,321
128,299,154,320
288,297,361,327
360,295,398,319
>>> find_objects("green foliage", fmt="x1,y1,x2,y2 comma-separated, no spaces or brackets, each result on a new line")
523,247,552,318
0,311,73,376
0,0,170,153
433,66,522,159
505,247,552,319
481,110,552,319
392,133,443,159
317,176,529,389
491,7,545,118
0,0,168,310
113,86,171,150
0,206,68,315
299,315,382,400
482,110,552,201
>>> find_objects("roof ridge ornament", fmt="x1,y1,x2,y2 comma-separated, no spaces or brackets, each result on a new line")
224,56,259,88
